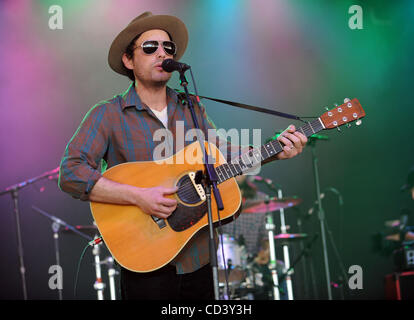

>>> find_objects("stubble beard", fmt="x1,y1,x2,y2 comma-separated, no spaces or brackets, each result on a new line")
135,69,171,89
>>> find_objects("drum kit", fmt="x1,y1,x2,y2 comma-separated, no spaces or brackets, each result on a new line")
216,176,308,300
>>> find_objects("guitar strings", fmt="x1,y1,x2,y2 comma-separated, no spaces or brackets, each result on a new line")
172,120,323,201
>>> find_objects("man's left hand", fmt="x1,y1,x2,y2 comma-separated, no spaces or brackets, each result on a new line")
276,125,308,160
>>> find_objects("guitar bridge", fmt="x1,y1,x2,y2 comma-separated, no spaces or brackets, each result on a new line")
188,172,206,201
151,215,166,229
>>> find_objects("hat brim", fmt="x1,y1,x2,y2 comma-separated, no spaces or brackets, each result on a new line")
108,14,188,76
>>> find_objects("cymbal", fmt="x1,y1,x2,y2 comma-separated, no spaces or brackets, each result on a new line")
242,197,302,214
274,233,308,241
61,225,99,237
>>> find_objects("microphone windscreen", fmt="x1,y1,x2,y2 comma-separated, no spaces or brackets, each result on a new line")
161,59,176,73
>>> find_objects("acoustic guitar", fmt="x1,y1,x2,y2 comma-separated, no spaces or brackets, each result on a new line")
90,98,365,272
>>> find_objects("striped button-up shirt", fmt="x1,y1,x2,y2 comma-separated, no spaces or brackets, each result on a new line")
58,82,237,274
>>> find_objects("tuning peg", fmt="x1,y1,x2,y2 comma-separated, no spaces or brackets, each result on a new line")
325,107,330,111
334,103,339,107
337,127,342,132
356,119,362,126
347,123,352,128
344,98,351,103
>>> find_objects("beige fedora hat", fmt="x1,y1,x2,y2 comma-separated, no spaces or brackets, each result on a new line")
108,11,188,76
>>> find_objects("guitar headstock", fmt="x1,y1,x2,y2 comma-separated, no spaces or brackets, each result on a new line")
319,98,366,130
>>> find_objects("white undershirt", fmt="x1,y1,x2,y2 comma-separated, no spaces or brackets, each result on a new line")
150,106,168,128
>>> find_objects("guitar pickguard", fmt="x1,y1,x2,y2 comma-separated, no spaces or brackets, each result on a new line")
167,201,208,231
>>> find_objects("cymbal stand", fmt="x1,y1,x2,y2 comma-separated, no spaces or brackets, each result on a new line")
92,236,105,300
277,188,294,300
264,198,280,300
100,256,118,300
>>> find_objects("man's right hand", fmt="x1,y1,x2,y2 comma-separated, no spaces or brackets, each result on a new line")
134,186,178,219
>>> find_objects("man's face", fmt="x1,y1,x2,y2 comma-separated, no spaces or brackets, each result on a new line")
122,29,173,86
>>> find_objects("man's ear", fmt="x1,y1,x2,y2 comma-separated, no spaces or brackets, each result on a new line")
122,53,134,71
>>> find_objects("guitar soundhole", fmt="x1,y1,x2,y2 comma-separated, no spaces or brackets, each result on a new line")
176,175,202,204
167,174,207,232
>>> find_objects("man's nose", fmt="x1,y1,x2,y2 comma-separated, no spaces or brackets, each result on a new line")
156,45,166,58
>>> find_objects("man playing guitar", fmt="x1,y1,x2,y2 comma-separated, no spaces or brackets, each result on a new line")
58,12,307,300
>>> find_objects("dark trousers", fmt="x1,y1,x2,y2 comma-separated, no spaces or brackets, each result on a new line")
120,263,215,300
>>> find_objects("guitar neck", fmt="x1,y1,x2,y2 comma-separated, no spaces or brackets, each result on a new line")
214,118,325,184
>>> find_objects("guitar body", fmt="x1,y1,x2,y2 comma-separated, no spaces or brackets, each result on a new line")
89,97,366,273
90,141,242,272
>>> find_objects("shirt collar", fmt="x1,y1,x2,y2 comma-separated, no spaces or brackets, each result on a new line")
120,82,179,111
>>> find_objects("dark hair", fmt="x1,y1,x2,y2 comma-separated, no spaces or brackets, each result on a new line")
123,31,173,82
124,34,141,81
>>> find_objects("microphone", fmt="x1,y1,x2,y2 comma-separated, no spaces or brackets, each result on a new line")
161,59,191,73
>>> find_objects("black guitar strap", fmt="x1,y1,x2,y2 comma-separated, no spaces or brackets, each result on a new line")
175,89,309,122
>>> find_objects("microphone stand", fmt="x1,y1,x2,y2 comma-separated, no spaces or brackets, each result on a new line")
321,188,349,300
31,206,93,300
309,138,332,300
179,70,224,300
0,167,59,300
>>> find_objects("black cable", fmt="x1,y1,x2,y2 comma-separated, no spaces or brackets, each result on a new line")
73,242,91,298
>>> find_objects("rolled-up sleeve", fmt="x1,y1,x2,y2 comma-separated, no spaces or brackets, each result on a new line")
58,103,109,201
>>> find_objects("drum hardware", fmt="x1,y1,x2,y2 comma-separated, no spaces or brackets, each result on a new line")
247,175,307,300
216,233,248,300
273,233,308,246
263,208,281,300
84,225,119,300
278,234,319,290
92,238,105,300
275,188,295,300
242,197,302,214
234,175,306,300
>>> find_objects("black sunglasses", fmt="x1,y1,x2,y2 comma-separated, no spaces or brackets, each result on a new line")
139,40,177,56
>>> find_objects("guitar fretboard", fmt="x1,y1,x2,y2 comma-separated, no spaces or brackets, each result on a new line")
215,118,324,184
